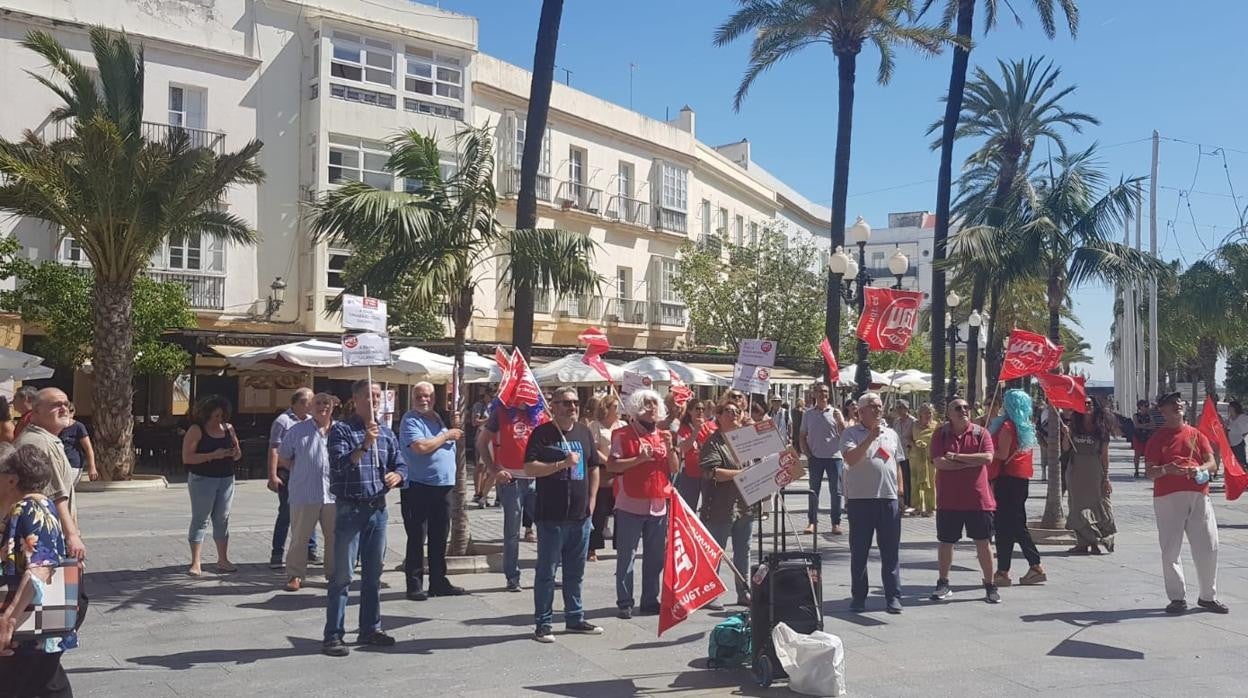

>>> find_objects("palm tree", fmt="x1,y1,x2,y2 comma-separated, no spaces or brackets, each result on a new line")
922,0,1079,407
933,57,1097,402
0,28,263,480
309,126,600,556
512,0,565,361
1169,245,1248,411
714,0,955,368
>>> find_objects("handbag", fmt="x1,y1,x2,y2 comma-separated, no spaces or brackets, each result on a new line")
1,559,83,639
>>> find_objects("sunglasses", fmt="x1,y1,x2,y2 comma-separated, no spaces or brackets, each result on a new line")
952,404,970,412
555,400,579,406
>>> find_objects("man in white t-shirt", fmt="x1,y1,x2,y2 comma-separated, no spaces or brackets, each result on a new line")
840,392,904,614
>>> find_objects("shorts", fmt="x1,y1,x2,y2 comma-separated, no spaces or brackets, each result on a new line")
936,510,994,544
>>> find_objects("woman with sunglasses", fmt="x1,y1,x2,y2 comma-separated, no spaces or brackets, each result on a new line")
588,394,625,561
1065,396,1117,554
698,402,752,609
675,400,713,510
842,399,860,429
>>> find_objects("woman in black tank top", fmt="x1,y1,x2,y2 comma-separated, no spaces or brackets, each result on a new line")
182,396,242,575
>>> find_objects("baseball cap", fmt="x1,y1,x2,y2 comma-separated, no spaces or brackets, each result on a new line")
1156,391,1183,407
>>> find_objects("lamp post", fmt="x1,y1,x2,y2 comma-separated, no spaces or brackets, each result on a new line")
944,289,982,400
264,276,287,320
888,247,910,290
828,216,886,396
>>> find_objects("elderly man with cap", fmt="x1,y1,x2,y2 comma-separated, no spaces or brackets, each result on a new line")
1144,391,1228,614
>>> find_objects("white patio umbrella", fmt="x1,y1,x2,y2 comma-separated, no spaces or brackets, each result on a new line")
0,347,52,382
532,353,624,386
0,364,54,382
619,357,731,387
391,346,492,383
836,364,893,388
229,339,346,371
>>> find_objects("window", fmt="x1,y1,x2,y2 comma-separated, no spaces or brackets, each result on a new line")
404,46,464,101
167,233,224,273
750,222,759,246
329,83,396,109
513,116,551,173
328,135,392,190
618,161,634,200
168,85,206,130
658,259,680,303
659,162,687,211
718,207,728,234
569,147,585,186
59,237,87,265
734,215,744,246
871,251,885,269
403,153,457,193
330,32,393,87
403,98,463,121
327,249,350,289
616,267,631,300
701,200,711,236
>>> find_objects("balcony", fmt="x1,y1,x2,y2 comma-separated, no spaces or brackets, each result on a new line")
651,301,686,327
499,168,551,202
697,234,724,256
603,297,648,325
555,180,603,214
654,208,688,234
52,119,226,155
554,295,605,321
606,196,650,227
147,270,226,311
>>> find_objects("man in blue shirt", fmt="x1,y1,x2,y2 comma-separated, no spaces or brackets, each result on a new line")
323,379,406,657
399,381,466,601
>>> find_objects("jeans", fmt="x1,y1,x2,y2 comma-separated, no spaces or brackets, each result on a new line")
272,469,317,560
675,472,702,512
705,515,752,597
898,459,913,509
614,510,668,610
533,518,591,629
807,457,843,526
324,499,389,643
993,476,1041,571
847,498,901,602
498,478,537,586
400,483,454,593
187,473,234,544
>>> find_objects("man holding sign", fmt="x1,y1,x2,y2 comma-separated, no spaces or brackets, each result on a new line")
840,392,904,614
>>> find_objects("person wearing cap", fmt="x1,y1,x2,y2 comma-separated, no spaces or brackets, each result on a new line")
1144,391,1228,614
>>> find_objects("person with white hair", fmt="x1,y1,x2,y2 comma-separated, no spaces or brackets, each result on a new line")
399,381,465,601
608,388,679,619
840,392,905,613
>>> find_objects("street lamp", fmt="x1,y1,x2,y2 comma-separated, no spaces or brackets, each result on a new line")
264,276,287,320
843,216,873,395
945,290,981,400
887,247,909,289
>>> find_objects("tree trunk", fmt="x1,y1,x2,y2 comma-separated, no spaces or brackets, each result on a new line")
1040,269,1065,528
985,281,1003,385
930,0,974,408
511,0,564,360
447,288,475,556
92,277,136,481
826,49,857,369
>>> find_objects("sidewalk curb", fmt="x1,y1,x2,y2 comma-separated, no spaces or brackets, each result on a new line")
78,475,169,492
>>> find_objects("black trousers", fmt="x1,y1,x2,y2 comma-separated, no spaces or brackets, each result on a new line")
993,475,1041,572
590,487,615,551
0,652,72,698
400,483,454,593
898,459,913,509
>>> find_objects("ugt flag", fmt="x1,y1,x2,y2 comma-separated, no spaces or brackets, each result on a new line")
856,287,923,352
659,489,727,636
1035,372,1086,413
1197,395,1248,501
998,329,1064,382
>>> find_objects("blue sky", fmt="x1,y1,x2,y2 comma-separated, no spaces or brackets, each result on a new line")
437,0,1247,380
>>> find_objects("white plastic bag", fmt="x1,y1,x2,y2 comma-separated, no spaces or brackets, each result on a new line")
771,622,846,696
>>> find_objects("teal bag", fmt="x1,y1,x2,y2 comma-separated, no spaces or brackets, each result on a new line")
707,612,752,668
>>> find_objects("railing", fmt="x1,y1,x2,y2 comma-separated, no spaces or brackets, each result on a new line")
555,180,603,214
147,270,226,311
555,295,604,320
606,195,650,227
697,234,723,256
654,208,688,234
499,168,552,202
52,119,226,155
651,301,686,327
603,297,648,325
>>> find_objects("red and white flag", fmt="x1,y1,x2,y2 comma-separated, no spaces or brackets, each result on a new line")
1034,372,1086,413
494,345,513,393
818,337,839,382
500,349,544,409
998,329,1064,382
856,288,923,352
659,490,727,636
577,326,614,384
1197,395,1248,501
668,370,694,408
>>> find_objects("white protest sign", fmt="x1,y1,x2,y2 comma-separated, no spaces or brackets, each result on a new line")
342,294,389,334
732,449,803,506
621,370,653,397
381,389,396,416
737,339,777,368
731,363,770,395
341,332,392,367
723,420,786,465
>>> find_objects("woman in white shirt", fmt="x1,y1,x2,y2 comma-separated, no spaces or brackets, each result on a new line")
588,394,626,561
1228,400,1248,467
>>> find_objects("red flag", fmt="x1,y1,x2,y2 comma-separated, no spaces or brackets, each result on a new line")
1197,395,1248,501
659,490,727,635
493,345,513,393
818,337,839,381
577,327,614,383
1035,372,1086,412
998,329,1064,382
500,349,544,409
856,287,923,352
668,370,694,407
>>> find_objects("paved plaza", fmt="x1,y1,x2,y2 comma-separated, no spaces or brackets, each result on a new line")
64,442,1248,697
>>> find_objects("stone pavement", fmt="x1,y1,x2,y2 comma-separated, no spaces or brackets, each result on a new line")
64,442,1248,697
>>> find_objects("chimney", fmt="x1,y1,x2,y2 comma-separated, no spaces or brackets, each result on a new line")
672,105,695,136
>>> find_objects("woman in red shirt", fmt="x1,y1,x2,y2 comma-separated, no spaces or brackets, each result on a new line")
988,389,1046,587
675,400,713,510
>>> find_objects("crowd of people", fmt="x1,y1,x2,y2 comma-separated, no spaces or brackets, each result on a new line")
0,378,1239,695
